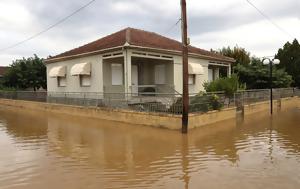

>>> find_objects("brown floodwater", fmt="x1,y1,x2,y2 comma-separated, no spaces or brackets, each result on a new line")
0,107,300,189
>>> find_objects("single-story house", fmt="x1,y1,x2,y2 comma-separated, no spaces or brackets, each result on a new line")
45,27,234,96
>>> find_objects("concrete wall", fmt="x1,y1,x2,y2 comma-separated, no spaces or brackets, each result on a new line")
0,98,181,130
0,97,299,130
0,98,235,130
280,97,300,111
47,54,103,93
189,107,237,129
243,97,300,116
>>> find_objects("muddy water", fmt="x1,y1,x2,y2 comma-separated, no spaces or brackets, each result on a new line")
0,108,300,189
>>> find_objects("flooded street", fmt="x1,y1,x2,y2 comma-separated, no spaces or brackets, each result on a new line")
1,108,300,189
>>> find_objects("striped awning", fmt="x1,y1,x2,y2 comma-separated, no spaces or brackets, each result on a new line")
70,62,91,76
188,63,204,75
49,66,66,78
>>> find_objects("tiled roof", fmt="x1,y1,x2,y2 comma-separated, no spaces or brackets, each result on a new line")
47,27,234,63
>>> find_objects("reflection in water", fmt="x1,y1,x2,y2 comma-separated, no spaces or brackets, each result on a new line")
0,107,300,189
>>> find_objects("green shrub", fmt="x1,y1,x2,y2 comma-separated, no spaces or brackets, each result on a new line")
169,93,223,114
203,74,245,97
0,86,17,91
190,93,223,112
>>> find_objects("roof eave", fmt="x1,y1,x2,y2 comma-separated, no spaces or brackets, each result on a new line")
44,44,235,64
44,46,124,64
127,45,235,63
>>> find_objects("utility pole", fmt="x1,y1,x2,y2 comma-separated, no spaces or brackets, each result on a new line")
181,0,189,133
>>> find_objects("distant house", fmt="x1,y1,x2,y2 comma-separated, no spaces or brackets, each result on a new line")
45,28,234,95
0,66,8,79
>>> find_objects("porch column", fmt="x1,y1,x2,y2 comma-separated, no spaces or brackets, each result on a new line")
228,65,231,76
124,49,132,94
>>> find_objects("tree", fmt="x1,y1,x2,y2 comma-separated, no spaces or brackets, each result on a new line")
3,55,46,90
214,45,251,67
213,44,293,90
276,39,300,87
234,61,292,89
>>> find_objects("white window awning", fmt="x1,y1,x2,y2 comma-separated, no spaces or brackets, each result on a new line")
49,66,66,78
70,62,91,76
188,63,204,75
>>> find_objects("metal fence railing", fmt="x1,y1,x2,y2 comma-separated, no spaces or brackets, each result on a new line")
0,88,298,115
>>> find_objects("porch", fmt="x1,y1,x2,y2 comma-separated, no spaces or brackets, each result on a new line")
102,55,175,96
208,61,231,81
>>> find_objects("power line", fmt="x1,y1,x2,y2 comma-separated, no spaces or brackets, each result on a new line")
245,0,294,40
0,0,96,53
165,18,181,35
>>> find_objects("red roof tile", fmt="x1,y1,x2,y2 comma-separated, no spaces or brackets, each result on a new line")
47,28,234,63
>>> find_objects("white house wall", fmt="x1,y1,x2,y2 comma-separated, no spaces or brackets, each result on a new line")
46,54,103,93
173,55,209,94
46,49,226,95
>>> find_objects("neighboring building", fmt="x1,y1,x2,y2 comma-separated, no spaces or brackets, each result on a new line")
0,66,8,80
45,28,234,95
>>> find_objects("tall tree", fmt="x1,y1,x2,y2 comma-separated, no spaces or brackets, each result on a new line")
3,55,46,90
215,46,251,67
276,39,300,87
234,60,292,89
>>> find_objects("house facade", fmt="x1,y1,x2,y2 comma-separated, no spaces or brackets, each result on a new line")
45,28,234,96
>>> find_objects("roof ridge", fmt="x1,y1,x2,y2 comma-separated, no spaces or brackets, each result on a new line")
125,27,131,44
127,27,233,61
47,27,235,63
130,27,181,44
128,27,221,55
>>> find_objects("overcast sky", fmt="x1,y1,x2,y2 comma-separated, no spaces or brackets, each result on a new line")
0,0,299,66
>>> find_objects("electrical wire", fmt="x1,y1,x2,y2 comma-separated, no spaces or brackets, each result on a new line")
0,0,97,53
165,18,181,35
245,0,294,40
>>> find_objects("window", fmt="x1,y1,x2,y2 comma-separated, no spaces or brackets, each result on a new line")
58,77,66,87
111,64,123,85
188,74,195,85
154,64,166,84
80,75,91,87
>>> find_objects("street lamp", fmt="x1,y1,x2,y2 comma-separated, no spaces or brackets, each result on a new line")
262,58,280,114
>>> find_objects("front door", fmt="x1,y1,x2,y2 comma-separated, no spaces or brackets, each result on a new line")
132,65,138,95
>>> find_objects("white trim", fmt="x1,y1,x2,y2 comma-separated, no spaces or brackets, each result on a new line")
102,51,124,59
129,45,235,63
131,51,174,60
208,61,230,67
45,44,234,63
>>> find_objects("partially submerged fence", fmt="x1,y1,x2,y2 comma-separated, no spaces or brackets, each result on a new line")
0,88,298,115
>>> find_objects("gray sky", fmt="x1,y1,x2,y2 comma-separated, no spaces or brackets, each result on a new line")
0,0,299,66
